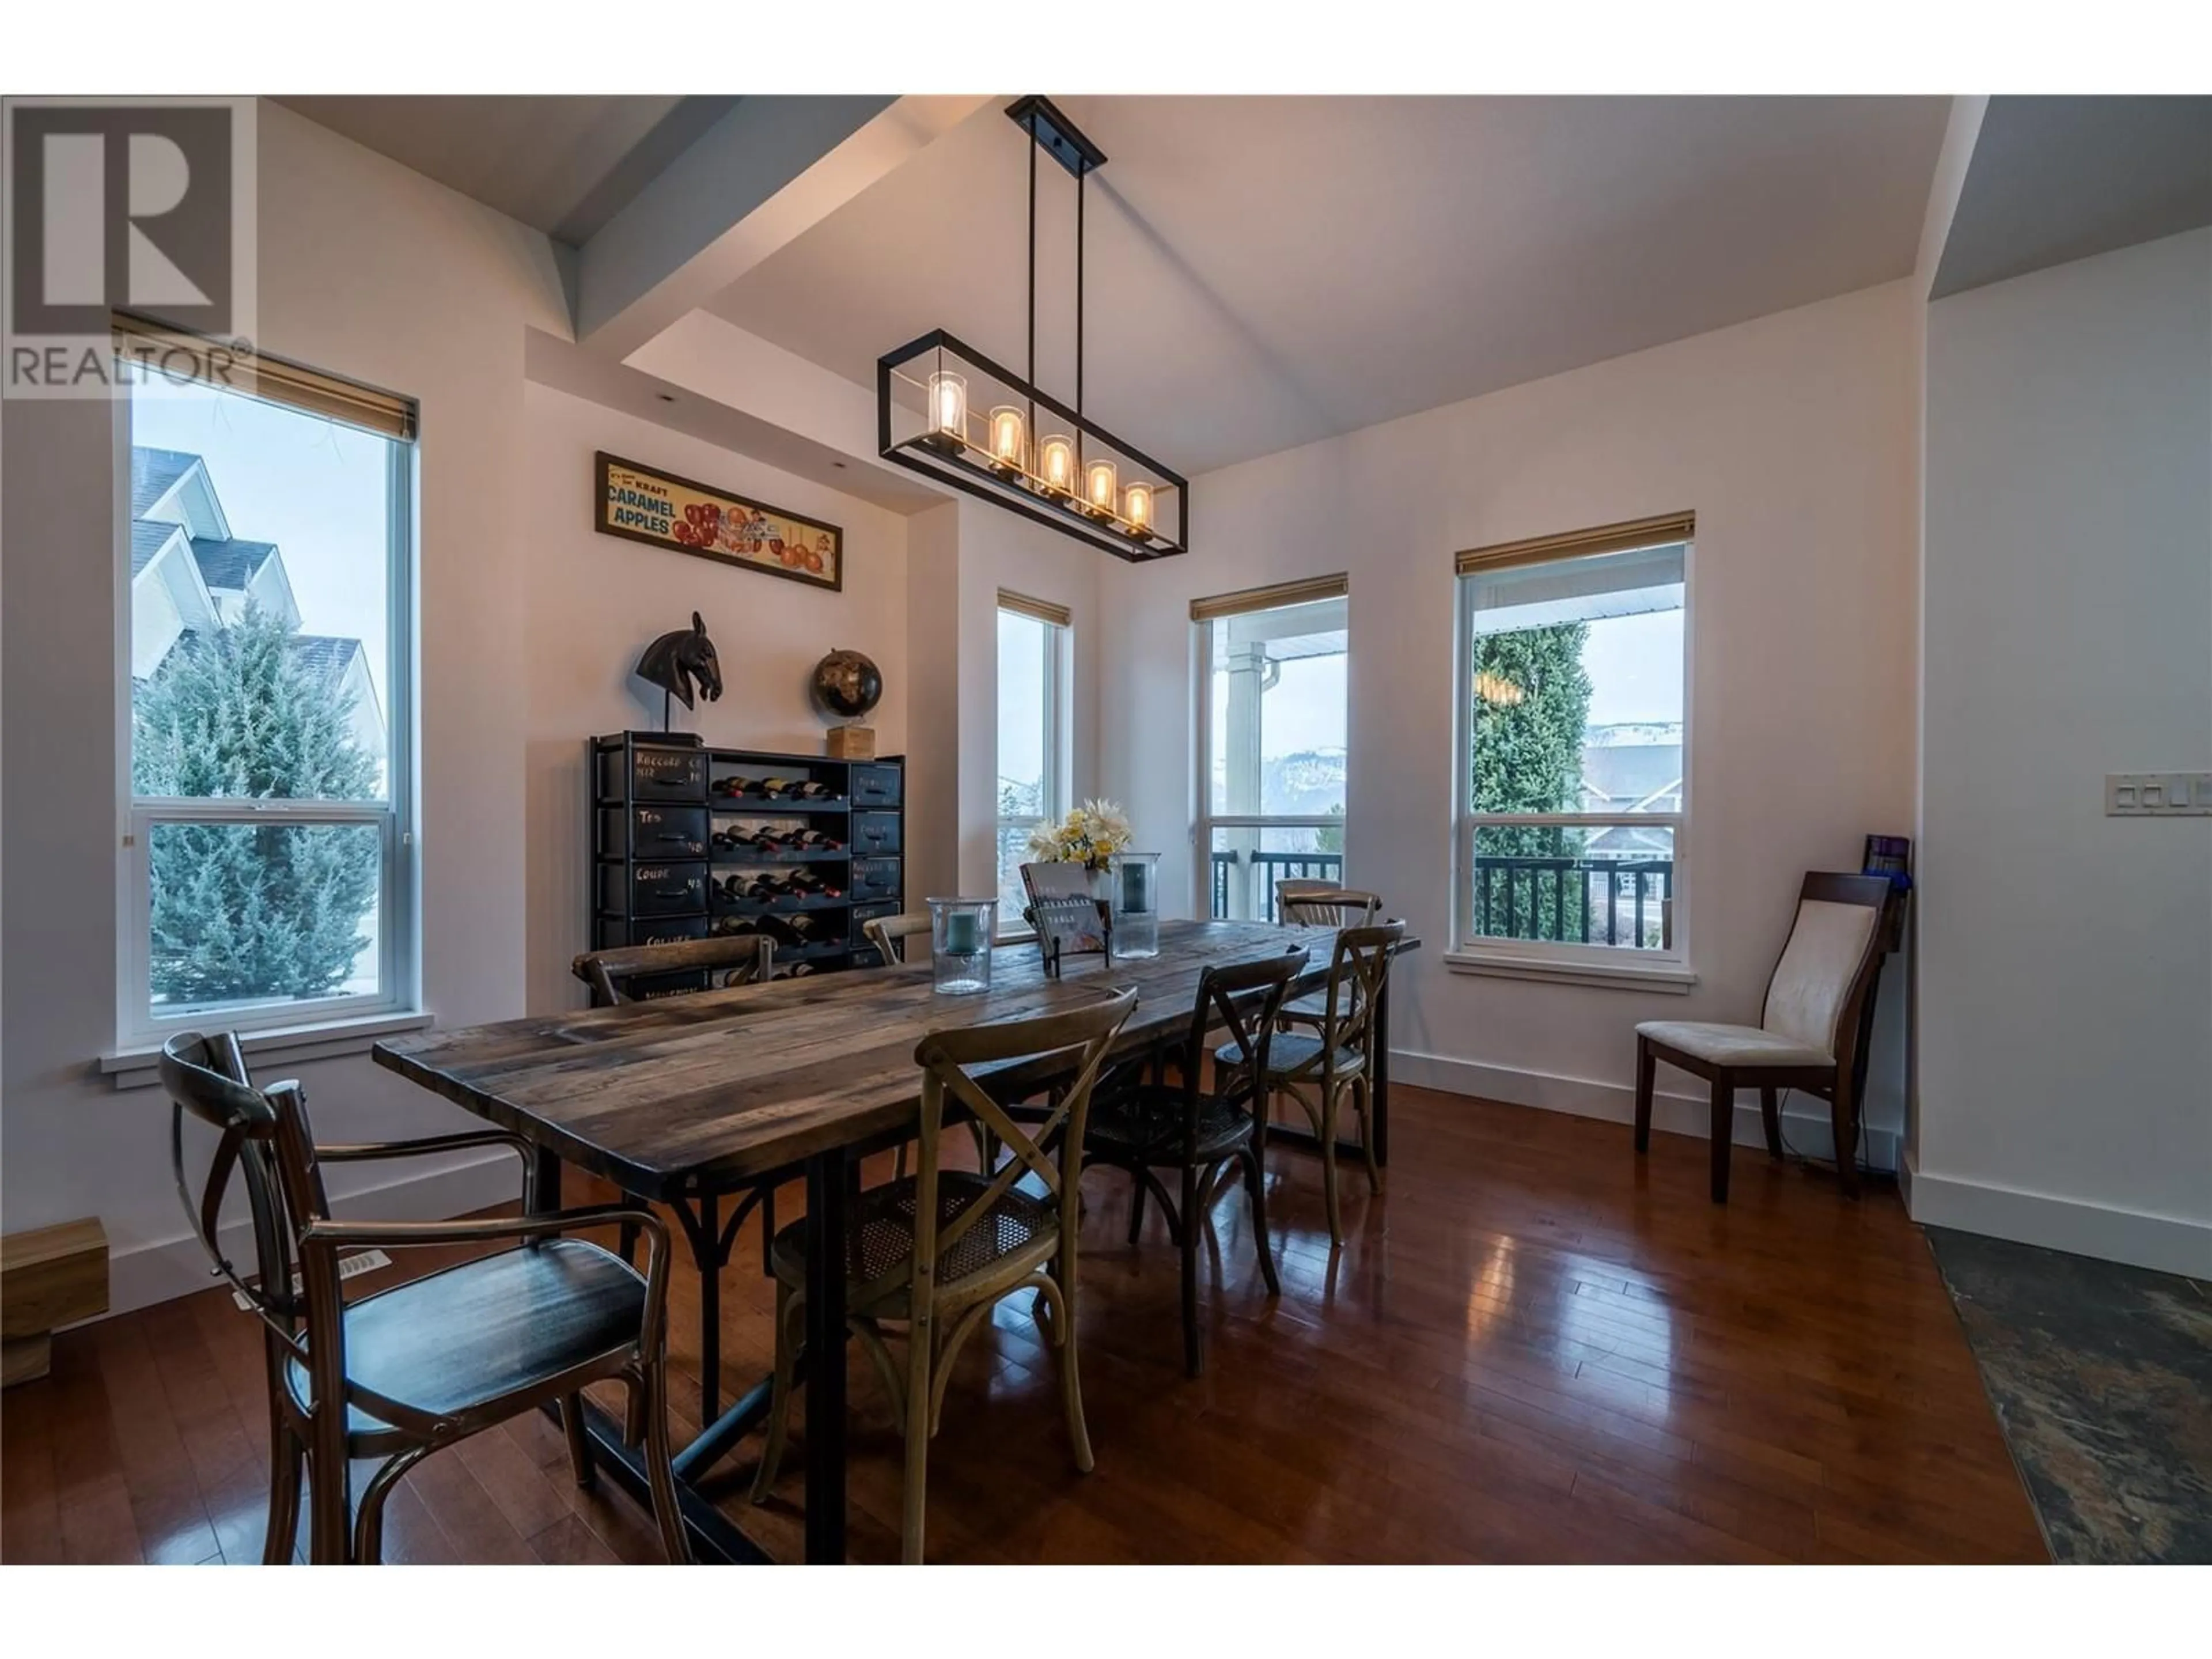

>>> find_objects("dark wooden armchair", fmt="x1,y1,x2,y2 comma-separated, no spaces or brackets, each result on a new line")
1634,872,1893,1202
160,1032,689,1564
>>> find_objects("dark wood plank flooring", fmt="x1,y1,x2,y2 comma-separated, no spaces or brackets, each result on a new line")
0,1086,2047,1563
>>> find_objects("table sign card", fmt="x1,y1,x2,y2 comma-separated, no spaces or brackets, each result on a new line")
596,451,843,593
1033,895,1111,977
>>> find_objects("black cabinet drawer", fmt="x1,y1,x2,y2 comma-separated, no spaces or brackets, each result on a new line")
600,743,706,802
851,763,902,808
850,857,902,902
625,969,710,1001
601,861,709,918
851,811,902,855
597,914,709,950
600,804,708,859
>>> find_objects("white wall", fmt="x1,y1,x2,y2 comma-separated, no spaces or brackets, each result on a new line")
3,104,573,1310
1100,281,1923,1161
1915,229,2212,1277
520,383,916,1015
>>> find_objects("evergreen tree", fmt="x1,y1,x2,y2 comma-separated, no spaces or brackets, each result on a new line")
1470,623,1593,940
133,607,381,1004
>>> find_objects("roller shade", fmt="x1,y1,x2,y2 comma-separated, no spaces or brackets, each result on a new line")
112,313,418,441
1456,512,1694,576
1190,573,1348,623
997,590,1071,628
1464,541,1686,624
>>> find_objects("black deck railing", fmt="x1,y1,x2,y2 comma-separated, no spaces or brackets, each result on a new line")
1209,850,1344,922
1472,856,1673,949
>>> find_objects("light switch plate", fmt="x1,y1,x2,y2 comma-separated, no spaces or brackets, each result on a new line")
2107,772,2212,816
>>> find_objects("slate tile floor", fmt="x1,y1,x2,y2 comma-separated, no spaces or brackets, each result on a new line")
1926,1227,2212,1563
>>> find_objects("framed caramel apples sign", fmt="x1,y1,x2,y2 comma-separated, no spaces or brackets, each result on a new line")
596,452,843,593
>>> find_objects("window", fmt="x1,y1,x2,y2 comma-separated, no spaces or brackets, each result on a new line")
118,323,416,1044
1195,576,1349,922
994,592,1067,936
1453,514,1691,965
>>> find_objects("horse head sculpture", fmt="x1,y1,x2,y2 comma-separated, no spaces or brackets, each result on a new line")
635,612,723,712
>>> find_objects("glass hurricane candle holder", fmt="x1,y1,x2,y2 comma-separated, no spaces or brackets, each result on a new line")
1109,852,1161,959
928,897,997,994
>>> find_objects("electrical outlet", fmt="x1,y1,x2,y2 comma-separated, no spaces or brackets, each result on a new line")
2107,772,2212,816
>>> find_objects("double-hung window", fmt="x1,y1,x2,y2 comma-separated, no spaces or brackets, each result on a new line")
1194,576,1349,922
1453,515,1692,970
994,591,1069,936
118,320,416,1045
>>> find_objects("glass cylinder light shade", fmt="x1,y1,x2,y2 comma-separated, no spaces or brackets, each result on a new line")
988,405,1026,469
1037,434,1074,493
927,370,968,442
1109,852,1161,959
928,896,996,994
1123,481,1153,533
1086,458,1119,515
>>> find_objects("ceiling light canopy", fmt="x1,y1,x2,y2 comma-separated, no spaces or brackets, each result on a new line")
876,96,1187,562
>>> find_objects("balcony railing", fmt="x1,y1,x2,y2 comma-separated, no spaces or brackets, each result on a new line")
1472,856,1673,949
1209,850,1344,922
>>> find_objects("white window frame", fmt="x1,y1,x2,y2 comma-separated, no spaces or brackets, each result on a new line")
113,358,419,1050
1192,580,1350,923
1449,534,1694,984
994,596,1069,941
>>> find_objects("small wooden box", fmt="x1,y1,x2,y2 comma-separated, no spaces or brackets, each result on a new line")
825,725,877,760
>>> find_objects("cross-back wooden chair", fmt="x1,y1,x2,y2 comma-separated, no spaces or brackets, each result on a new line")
570,933,774,1005
1084,949,1307,1374
749,987,1138,1563
862,911,932,968
1634,872,1893,1202
1274,883,1385,1030
1218,921,1404,1247
160,1032,688,1565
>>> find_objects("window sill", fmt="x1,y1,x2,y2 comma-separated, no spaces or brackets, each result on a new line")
1442,949,1697,993
101,1010,434,1090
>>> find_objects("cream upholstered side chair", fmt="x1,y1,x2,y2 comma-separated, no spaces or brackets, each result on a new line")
1633,873,1892,1203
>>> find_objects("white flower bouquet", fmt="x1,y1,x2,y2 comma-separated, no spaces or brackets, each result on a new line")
1025,799,1134,874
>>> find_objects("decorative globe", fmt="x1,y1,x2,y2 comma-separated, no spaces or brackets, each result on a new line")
811,649,883,721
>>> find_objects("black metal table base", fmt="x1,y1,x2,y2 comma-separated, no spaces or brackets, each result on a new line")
559,1398,772,1565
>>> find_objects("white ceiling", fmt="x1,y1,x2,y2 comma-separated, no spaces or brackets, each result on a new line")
273,96,734,244
709,96,1950,476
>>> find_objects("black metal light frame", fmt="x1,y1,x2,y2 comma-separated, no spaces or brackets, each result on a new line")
875,96,1188,564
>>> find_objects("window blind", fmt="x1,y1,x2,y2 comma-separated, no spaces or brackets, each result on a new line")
112,313,418,441
1189,573,1348,623
997,590,1071,628
1455,512,1694,576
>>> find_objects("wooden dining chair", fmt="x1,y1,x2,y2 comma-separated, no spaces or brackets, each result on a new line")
1218,921,1404,1247
1273,883,1384,1030
1634,873,1892,1203
862,911,932,968
749,987,1138,1563
1084,949,1307,1374
571,933,774,1005
160,1031,689,1565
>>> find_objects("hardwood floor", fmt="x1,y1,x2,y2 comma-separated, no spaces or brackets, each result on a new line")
0,1085,2047,1563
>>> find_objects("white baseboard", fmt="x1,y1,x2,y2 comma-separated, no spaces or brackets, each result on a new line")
1390,1048,1903,1173
1903,1151,2212,1279
104,1152,527,1319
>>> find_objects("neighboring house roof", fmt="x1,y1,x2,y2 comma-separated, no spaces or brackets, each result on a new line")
131,446,199,517
1580,742,1683,810
189,537,281,593
285,634,367,700
131,519,182,578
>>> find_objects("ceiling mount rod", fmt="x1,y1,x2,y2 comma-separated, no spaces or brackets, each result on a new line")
1004,94,1107,180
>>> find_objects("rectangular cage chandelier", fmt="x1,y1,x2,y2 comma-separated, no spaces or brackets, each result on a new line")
876,96,1188,563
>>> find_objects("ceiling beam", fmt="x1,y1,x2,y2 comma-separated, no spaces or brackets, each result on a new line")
573,94,990,362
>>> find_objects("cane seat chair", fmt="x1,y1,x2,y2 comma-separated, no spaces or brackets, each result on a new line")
1084,949,1306,1373
749,988,1137,1563
1217,921,1404,1247
160,1032,688,1565
1272,883,1384,1028
1634,873,1892,1203
862,911,932,968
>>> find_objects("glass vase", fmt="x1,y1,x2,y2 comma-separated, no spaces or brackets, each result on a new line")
927,897,995,994
1109,852,1161,959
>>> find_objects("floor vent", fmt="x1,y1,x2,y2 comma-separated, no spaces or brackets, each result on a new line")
232,1248,392,1310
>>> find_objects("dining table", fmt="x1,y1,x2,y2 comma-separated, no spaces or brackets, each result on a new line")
373,916,1416,1563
